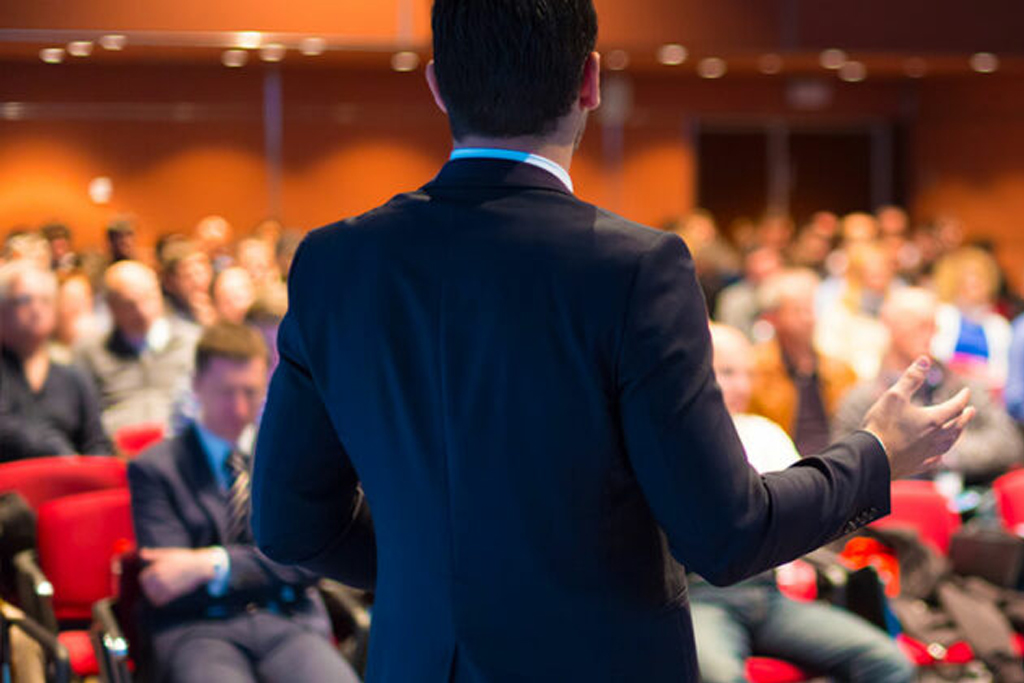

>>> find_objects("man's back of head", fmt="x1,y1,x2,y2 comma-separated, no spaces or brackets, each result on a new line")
430,0,597,140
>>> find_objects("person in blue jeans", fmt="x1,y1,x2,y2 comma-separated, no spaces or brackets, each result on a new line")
693,325,914,683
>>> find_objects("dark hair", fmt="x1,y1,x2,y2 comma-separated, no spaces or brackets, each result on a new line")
195,322,269,376
431,0,597,139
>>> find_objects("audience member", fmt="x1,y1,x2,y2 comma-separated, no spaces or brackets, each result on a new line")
106,218,139,263
2,232,51,272
815,241,896,381
714,245,782,341
755,211,795,253
194,215,234,273
787,214,836,276
236,238,280,288
213,267,256,325
749,268,858,456
690,324,913,683
834,287,1022,488
75,260,199,435
670,209,741,310
1006,308,1024,423
876,205,921,281
128,322,359,683
275,229,303,281
160,238,216,328
0,261,110,461
244,288,287,375
52,272,102,362
931,246,1011,392
39,222,79,274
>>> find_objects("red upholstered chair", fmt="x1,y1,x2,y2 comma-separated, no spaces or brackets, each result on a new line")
745,657,816,683
14,488,135,678
993,469,1024,532
113,423,165,459
0,456,127,510
871,480,961,556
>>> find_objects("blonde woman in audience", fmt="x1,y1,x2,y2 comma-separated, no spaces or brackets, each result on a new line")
931,246,1011,393
815,241,898,381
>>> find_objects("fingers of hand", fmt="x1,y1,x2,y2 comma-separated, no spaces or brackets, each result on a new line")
923,388,971,429
932,406,975,453
891,356,930,398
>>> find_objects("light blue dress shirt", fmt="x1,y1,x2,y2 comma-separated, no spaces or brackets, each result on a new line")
194,422,235,595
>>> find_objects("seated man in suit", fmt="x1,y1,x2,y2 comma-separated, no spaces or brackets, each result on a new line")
692,325,913,683
128,322,359,683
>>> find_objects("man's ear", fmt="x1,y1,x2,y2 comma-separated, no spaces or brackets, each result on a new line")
425,61,449,114
579,51,601,111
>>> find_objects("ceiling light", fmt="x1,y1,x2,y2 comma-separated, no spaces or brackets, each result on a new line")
259,43,286,62
819,48,847,70
235,31,262,50
970,52,999,74
390,51,420,72
757,53,783,75
605,49,630,71
697,57,727,79
88,177,113,205
221,49,248,67
99,34,127,51
657,44,688,66
300,37,327,56
903,58,928,78
67,41,93,57
838,61,867,82
39,48,65,64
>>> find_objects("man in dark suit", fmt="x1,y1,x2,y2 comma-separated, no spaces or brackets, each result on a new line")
128,323,359,683
251,2,974,681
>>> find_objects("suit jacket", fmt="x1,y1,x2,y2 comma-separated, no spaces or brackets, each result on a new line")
128,425,330,664
749,338,858,440
252,158,891,682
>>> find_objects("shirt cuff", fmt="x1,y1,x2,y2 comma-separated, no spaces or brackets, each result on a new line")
206,546,231,597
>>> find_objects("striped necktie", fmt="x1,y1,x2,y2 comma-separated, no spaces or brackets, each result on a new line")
225,448,252,543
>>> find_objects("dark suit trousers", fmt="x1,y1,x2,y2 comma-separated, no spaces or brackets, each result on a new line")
155,611,360,683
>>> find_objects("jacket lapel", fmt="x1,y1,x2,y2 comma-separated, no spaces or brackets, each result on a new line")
177,424,230,544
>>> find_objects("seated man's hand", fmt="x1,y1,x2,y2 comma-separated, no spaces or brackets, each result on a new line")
862,356,976,479
139,547,219,607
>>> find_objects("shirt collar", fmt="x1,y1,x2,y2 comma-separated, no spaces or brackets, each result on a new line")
195,422,235,491
449,147,574,193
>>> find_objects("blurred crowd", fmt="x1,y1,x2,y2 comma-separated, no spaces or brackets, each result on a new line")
5,205,1024,682
1,215,298,458
668,206,1024,502
5,205,1024,497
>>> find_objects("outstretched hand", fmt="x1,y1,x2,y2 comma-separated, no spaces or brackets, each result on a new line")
861,356,976,479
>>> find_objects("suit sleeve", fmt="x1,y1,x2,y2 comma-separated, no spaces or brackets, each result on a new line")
252,238,376,590
617,233,891,586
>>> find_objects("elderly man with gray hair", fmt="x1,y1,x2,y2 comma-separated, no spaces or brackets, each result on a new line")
75,260,199,436
833,287,1023,488
1,260,110,461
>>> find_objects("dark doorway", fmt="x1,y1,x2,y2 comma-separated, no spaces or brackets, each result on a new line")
788,129,872,226
696,129,768,235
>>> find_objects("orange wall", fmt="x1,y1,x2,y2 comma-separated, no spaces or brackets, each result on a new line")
912,75,1024,284
3,60,1024,280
